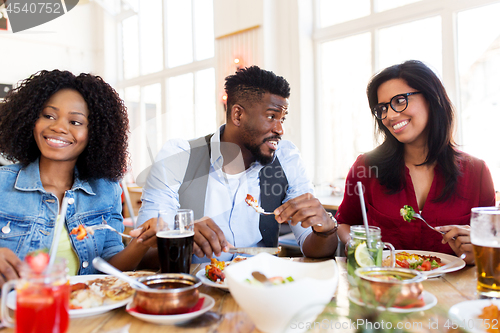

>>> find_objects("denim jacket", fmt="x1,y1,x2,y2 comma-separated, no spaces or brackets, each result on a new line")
0,161,125,274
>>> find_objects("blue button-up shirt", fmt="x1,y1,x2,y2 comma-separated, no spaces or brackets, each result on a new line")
138,125,314,263
0,160,124,274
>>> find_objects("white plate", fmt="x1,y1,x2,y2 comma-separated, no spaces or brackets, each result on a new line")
449,299,500,333
196,264,229,290
126,293,215,325
7,275,131,318
348,289,437,313
383,250,466,277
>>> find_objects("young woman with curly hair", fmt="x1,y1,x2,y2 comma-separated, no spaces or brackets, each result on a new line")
0,70,156,285
335,60,495,265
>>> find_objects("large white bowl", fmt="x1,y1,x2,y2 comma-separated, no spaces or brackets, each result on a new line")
224,253,339,333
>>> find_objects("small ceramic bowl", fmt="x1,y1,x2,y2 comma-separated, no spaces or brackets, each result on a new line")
132,273,202,315
355,267,426,308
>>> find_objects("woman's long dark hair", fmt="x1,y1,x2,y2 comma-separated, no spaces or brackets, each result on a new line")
365,60,461,201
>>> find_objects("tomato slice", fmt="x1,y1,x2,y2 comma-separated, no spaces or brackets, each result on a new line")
420,260,432,271
396,259,410,268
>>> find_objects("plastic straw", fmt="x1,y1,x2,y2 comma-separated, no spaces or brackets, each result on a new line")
356,181,371,248
48,197,69,267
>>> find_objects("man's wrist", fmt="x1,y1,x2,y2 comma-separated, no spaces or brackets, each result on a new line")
312,212,338,238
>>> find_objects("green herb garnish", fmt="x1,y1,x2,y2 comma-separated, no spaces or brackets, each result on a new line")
400,205,416,222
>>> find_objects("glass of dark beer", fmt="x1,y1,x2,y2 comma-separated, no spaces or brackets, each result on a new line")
157,209,195,274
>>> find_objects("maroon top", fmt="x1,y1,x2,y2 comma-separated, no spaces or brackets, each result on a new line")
335,153,495,255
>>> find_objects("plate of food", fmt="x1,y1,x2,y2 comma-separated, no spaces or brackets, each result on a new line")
7,271,155,318
449,299,500,333
382,250,466,277
348,289,437,313
126,293,215,325
196,257,247,289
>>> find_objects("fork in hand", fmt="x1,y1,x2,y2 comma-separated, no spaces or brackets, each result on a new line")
85,217,134,239
412,212,446,236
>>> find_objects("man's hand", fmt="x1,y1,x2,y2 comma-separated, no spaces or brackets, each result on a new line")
193,216,229,258
274,193,336,233
0,248,22,287
130,218,158,248
435,225,474,265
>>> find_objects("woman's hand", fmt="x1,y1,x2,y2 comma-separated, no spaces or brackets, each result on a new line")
0,248,22,287
129,218,158,248
435,225,475,265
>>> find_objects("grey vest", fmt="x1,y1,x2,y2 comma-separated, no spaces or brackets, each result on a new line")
178,134,288,247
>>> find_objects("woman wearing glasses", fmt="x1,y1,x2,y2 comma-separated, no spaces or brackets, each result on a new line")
335,60,494,264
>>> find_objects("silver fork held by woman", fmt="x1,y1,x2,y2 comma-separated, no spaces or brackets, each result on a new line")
413,212,445,235
85,217,134,239
413,213,456,240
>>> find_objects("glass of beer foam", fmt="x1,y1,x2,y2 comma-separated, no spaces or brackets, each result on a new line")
471,207,500,298
157,209,195,274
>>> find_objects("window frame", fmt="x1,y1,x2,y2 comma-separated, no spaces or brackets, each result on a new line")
116,0,216,180
313,0,500,185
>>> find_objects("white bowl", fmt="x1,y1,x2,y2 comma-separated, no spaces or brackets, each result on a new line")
224,253,339,333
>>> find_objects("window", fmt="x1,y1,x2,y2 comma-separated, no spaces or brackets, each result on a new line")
117,0,215,180
457,3,500,187
315,0,500,190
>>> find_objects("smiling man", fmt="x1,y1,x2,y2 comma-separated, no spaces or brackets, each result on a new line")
137,66,338,262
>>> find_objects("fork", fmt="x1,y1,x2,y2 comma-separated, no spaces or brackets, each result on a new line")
413,212,445,235
85,222,134,239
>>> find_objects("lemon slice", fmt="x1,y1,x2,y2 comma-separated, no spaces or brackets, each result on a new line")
354,242,374,267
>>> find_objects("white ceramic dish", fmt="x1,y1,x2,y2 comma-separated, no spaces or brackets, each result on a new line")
126,293,215,325
383,250,466,277
7,275,131,318
196,265,228,290
225,253,339,333
348,289,437,313
449,299,500,333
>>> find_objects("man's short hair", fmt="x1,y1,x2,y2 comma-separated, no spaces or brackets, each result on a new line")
224,66,290,117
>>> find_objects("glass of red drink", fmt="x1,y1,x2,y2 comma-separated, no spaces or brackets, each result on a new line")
1,258,69,333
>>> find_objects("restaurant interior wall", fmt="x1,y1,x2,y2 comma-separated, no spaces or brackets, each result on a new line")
314,0,500,193
114,0,316,184
2,0,499,195
0,2,106,87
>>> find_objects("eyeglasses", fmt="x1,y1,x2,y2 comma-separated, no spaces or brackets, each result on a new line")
372,92,421,120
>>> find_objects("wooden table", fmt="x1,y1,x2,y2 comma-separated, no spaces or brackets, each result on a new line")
2,258,479,333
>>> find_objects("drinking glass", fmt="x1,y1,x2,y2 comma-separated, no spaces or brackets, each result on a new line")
346,225,395,286
470,207,500,298
157,209,195,274
1,258,69,333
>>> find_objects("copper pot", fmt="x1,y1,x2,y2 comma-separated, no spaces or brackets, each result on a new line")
132,273,202,315
355,267,426,308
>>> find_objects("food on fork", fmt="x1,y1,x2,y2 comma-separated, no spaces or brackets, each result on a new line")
479,304,500,333
382,251,445,271
245,194,265,214
70,225,87,240
400,205,416,222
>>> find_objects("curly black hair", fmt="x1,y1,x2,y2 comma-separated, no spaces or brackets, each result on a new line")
224,65,290,119
0,70,129,181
